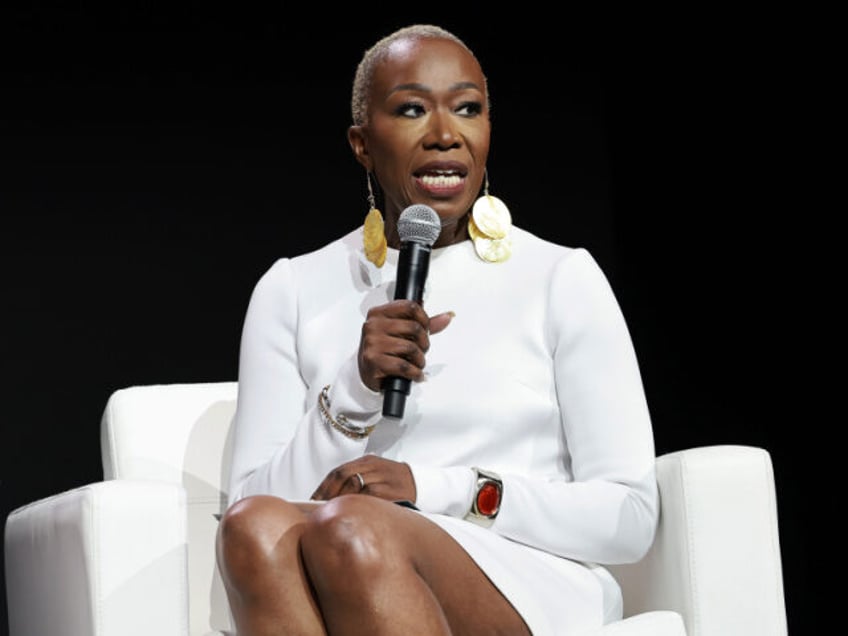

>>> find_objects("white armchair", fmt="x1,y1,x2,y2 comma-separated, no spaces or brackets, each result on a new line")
4,383,788,636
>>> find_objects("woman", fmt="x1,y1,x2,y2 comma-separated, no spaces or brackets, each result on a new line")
216,24,659,635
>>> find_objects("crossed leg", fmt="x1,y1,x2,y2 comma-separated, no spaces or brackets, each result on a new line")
216,494,531,636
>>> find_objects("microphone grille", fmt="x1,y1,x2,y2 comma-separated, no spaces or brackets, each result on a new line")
397,204,441,246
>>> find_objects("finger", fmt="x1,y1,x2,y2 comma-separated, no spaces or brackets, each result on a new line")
352,474,414,503
359,327,429,391
359,345,426,391
428,310,455,336
311,465,358,501
370,352,426,387
352,471,367,493
365,314,430,349
385,299,430,324
364,300,428,329
388,336,427,369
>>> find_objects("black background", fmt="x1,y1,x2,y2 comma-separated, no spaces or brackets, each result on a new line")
1,5,829,634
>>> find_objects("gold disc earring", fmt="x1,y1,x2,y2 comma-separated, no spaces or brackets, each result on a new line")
470,169,512,263
363,172,387,267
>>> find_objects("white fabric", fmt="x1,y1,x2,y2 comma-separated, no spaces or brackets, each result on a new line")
609,445,788,636
227,226,660,634
5,480,188,636
101,381,238,489
100,381,239,635
593,610,686,635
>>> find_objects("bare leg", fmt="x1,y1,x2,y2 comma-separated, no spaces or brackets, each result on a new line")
216,495,326,636
301,495,531,636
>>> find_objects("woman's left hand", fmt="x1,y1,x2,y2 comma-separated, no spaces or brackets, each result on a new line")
311,455,416,503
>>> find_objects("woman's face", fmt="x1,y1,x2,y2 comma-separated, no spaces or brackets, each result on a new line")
350,37,491,247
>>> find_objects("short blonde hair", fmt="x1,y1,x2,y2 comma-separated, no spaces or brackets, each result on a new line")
350,24,488,126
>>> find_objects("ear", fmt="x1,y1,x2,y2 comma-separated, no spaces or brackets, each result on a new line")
347,125,373,171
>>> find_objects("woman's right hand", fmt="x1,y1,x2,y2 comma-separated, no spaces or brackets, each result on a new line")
357,300,453,392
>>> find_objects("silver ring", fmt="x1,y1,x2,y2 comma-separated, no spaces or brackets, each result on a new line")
355,472,366,491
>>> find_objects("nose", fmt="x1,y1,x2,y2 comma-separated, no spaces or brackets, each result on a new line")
424,109,461,150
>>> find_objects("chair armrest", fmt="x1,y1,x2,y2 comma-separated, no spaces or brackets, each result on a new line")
5,480,190,636
608,445,787,636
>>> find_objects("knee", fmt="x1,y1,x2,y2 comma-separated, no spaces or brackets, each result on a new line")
217,495,300,578
300,496,388,578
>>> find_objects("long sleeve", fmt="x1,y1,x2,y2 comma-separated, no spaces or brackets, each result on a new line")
493,249,658,564
226,257,382,505
403,246,658,565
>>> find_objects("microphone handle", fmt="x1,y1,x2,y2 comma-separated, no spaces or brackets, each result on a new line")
382,241,432,418
393,241,431,303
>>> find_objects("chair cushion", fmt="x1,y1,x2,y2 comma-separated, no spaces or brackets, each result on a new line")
595,610,686,635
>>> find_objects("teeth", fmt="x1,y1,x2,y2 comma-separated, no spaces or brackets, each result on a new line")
420,174,462,187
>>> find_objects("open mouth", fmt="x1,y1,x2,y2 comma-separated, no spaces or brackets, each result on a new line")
413,164,468,193
417,171,464,187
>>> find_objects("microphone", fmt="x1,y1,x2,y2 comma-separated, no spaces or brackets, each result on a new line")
382,204,442,418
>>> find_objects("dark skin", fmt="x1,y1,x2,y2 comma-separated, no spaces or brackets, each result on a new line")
216,35,530,635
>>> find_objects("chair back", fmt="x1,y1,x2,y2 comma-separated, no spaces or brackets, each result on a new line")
608,445,788,636
101,382,238,635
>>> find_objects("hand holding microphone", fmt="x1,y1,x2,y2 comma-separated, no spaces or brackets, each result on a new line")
382,204,443,418
357,204,450,419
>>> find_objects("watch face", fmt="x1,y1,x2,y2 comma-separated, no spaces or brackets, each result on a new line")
466,468,503,527
476,480,501,516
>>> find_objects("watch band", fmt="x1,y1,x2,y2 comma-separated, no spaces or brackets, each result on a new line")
464,467,503,528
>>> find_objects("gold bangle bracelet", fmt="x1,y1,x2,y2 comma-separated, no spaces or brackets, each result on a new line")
318,385,376,440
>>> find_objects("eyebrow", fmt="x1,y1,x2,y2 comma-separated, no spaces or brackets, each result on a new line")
389,81,482,95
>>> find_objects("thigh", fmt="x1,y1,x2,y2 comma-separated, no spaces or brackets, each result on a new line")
312,496,530,636
402,508,531,635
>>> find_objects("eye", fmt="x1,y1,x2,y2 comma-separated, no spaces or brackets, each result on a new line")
455,101,483,117
395,102,426,118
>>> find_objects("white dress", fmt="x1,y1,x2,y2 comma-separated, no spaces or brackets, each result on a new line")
227,224,659,635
